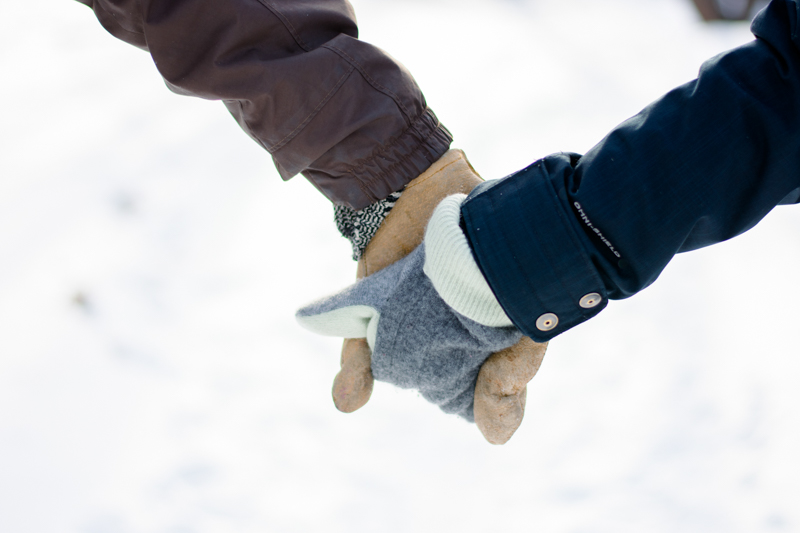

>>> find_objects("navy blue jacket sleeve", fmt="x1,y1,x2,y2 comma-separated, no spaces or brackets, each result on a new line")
461,0,800,342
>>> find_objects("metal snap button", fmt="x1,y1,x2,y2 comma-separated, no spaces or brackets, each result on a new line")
536,313,559,332
579,293,602,309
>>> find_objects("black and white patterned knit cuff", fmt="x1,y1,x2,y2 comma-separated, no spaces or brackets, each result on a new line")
334,189,403,261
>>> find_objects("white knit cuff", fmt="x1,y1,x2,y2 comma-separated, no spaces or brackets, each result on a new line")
423,194,514,328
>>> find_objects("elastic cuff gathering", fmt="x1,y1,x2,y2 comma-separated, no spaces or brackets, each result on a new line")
351,108,452,207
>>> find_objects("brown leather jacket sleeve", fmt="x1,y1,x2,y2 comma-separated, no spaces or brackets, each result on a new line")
77,0,452,209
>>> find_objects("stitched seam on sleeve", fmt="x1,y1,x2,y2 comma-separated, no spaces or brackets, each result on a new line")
348,110,447,196
255,0,312,52
348,168,375,203
322,43,414,123
345,110,450,203
270,64,356,152
232,100,271,152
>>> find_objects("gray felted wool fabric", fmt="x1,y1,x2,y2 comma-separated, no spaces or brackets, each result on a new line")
296,245,522,421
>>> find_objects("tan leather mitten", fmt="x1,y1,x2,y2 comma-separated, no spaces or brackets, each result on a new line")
332,149,548,444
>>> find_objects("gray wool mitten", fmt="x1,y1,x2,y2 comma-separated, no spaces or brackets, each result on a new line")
296,244,522,421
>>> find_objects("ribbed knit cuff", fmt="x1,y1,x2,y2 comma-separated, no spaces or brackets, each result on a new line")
423,195,514,328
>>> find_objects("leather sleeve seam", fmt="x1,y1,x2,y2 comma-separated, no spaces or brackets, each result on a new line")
269,64,356,152
255,0,312,52
322,43,414,124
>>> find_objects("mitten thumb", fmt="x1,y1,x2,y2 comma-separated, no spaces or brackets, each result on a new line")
296,265,401,414
296,303,380,350
295,263,400,350
296,298,380,412
332,338,374,413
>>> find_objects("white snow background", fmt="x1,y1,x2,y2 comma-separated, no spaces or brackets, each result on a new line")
1,0,799,531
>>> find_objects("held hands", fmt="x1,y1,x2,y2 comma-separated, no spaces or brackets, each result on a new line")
297,244,526,420
297,150,548,444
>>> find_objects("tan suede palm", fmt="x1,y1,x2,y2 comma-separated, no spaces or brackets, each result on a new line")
333,149,548,444
356,150,483,279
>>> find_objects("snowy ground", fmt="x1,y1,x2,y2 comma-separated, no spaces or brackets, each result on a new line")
1,1,799,532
